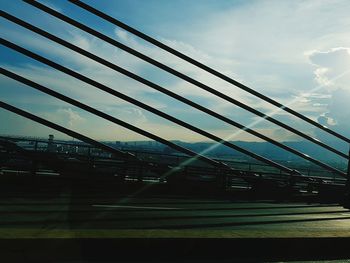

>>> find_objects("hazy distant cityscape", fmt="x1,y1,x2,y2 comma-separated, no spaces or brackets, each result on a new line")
3,134,347,170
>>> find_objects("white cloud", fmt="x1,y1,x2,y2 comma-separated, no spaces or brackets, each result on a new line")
306,48,350,139
38,107,85,129
307,47,350,90
114,29,131,43
57,108,85,128
318,88,350,138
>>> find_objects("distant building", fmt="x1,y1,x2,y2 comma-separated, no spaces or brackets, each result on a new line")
47,134,56,152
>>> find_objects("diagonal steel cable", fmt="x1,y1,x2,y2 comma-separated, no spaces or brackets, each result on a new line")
66,0,350,144
2,11,348,165
0,15,346,178
1,16,347,176
0,40,303,175
19,1,350,156
0,77,225,170
0,100,134,160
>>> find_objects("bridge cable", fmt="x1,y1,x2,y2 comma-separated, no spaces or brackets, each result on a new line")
0,41,304,175
65,0,350,144
15,4,347,158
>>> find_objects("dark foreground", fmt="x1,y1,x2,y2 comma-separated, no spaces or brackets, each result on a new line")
1,193,350,262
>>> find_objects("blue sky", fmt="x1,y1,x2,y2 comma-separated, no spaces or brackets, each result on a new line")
1,0,350,145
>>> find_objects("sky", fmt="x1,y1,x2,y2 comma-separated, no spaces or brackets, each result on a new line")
0,0,350,147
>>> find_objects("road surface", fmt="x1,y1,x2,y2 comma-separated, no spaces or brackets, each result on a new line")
0,194,349,238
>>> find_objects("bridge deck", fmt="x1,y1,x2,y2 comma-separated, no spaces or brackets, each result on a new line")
1,195,349,238
1,194,350,261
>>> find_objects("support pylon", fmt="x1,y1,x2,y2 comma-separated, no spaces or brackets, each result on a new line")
343,146,350,208
347,146,350,179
